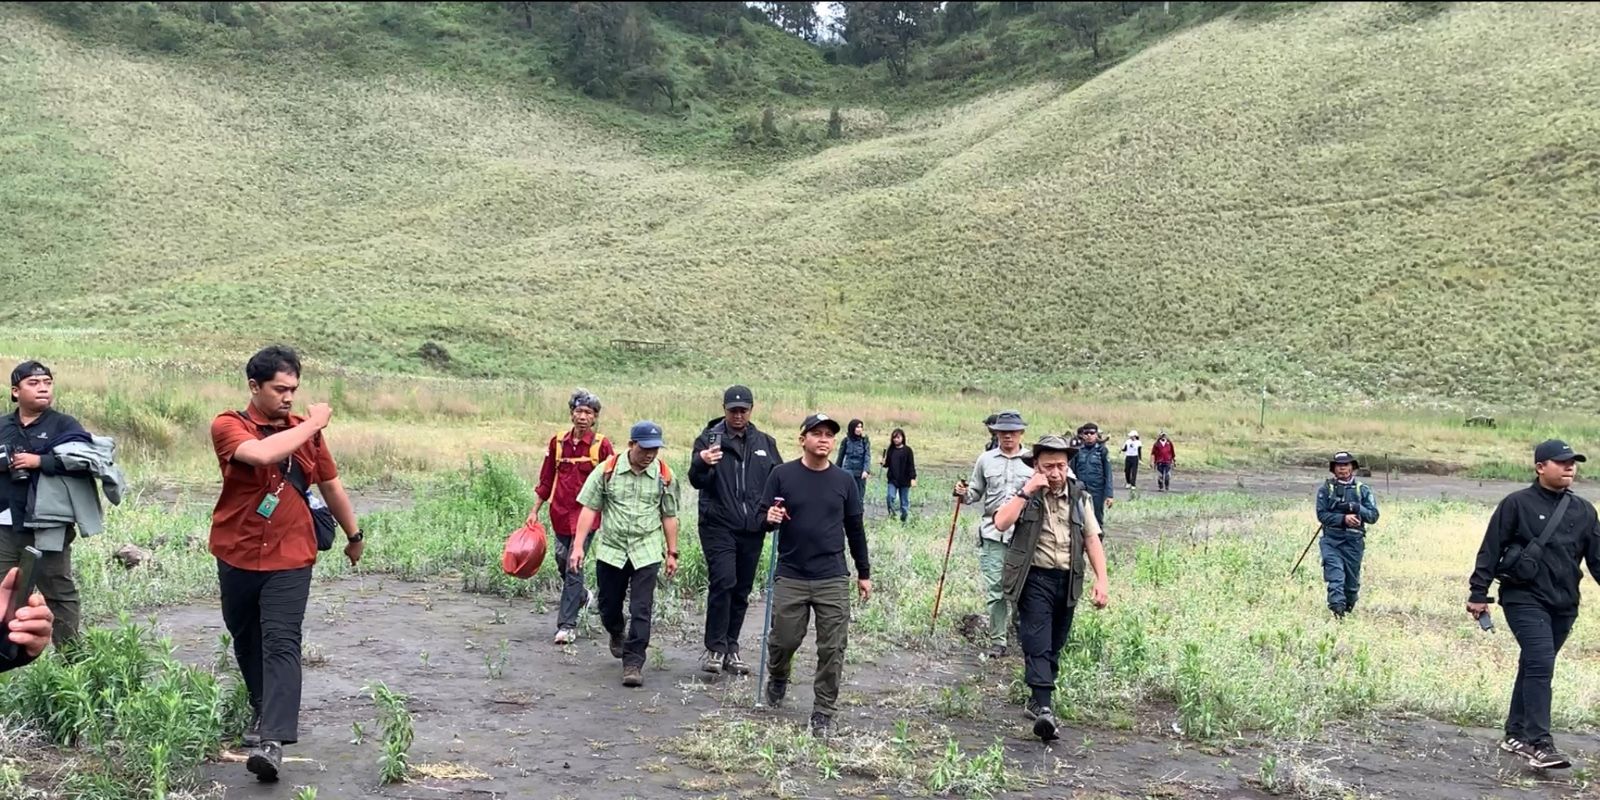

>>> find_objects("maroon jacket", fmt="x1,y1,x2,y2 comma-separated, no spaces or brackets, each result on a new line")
1152,439,1176,465
536,429,615,535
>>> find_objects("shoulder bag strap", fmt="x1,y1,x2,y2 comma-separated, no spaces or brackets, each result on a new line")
1534,494,1572,549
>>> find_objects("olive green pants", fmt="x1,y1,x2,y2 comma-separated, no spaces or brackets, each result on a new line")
0,527,80,646
977,537,1010,647
766,576,851,716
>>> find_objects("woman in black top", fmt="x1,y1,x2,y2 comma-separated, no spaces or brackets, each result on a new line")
881,428,917,523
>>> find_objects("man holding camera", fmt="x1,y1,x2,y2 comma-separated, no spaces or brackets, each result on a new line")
689,385,783,677
1316,452,1379,619
1468,440,1600,770
0,361,90,646
211,346,364,783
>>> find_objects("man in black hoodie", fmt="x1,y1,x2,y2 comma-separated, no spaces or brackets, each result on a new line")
689,385,783,677
1468,439,1600,771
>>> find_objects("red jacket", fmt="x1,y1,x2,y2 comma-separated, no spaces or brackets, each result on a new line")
1152,439,1176,465
536,428,615,535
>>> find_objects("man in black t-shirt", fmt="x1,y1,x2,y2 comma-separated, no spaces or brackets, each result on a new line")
759,413,871,739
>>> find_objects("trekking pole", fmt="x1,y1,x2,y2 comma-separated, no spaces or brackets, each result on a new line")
754,500,783,707
1288,525,1322,579
929,496,964,636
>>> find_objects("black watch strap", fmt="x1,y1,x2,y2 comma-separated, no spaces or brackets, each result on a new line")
348,530,365,543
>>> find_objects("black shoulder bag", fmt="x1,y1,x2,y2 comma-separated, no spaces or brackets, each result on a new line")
1495,494,1570,585
237,411,338,552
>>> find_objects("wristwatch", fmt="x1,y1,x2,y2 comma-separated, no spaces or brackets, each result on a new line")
668,550,679,558
348,530,365,544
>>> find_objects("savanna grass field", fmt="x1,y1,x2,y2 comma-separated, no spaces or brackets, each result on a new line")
4,0,1600,798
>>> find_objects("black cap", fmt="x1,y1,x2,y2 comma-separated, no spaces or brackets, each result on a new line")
10,361,50,388
723,385,754,410
800,412,840,435
988,411,1027,432
1329,451,1360,470
1077,422,1099,435
1534,439,1586,464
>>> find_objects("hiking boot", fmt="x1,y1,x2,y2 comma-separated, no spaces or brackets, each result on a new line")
722,649,751,676
242,713,262,748
246,740,283,782
1500,737,1534,757
622,664,644,688
1527,742,1572,770
699,649,723,675
553,627,576,646
1023,700,1050,721
1032,708,1060,742
984,644,1008,660
765,678,788,708
810,712,833,738
608,630,625,659
1330,606,1347,621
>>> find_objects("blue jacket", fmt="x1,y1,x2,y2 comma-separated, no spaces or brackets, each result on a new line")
1071,443,1114,497
836,435,871,476
1316,479,1379,534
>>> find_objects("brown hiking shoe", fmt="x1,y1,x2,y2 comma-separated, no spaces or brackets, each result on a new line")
622,665,643,687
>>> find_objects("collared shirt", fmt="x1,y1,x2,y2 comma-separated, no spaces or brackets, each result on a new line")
536,428,614,535
962,447,1034,543
1034,481,1101,570
209,406,338,571
576,457,680,569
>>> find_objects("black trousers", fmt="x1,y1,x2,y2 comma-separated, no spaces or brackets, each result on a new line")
218,560,313,745
596,559,659,668
1017,567,1077,707
1124,456,1139,487
1503,600,1578,746
700,526,764,653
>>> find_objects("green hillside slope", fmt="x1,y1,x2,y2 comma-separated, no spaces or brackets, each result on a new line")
2,3,1597,408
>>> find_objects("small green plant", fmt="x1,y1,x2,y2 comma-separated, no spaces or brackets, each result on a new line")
364,682,414,784
350,721,367,745
293,786,319,800
485,639,510,679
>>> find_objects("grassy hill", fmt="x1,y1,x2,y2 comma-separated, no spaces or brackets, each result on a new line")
3,2,1599,410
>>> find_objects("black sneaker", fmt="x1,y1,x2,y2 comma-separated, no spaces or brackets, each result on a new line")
1527,742,1572,770
765,678,787,708
1032,708,1059,742
1330,606,1347,620
246,740,283,782
984,644,1009,659
608,631,625,659
722,649,751,676
1500,737,1534,757
1023,700,1049,721
699,649,723,675
810,712,832,738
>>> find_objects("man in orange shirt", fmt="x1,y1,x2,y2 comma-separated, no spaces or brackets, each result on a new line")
209,345,363,783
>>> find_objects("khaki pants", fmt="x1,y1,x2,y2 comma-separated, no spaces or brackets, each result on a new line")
977,537,1010,647
766,576,851,716
0,527,80,646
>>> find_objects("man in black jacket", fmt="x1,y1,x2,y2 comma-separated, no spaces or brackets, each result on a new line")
0,361,90,645
689,385,783,677
1468,439,1600,771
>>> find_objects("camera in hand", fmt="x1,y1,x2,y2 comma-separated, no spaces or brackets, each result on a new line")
0,446,28,483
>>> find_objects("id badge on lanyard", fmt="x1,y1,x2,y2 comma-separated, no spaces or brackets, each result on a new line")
256,457,292,518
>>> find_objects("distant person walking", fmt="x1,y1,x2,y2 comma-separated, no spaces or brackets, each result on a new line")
530,389,614,645
1120,430,1142,490
954,411,1032,659
983,414,999,452
1468,440,1600,771
836,419,871,499
1071,423,1113,532
1316,452,1379,619
568,422,680,688
1152,432,1176,492
688,385,783,677
760,413,871,739
881,428,917,523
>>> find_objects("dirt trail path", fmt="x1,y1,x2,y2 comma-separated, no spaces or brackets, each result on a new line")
154,576,1595,799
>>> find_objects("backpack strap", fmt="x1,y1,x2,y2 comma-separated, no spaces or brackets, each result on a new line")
554,432,605,467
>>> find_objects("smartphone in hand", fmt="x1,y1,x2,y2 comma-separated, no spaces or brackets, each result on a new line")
0,546,42,661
